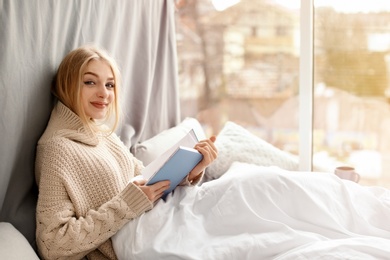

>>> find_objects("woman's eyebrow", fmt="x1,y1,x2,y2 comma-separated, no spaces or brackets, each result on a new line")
84,71,99,77
84,71,114,81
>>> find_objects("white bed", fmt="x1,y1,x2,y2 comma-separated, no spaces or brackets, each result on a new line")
113,119,390,259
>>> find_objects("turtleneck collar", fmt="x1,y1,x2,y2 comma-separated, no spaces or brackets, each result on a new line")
47,102,100,146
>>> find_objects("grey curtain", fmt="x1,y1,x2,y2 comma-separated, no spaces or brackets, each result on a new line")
0,0,180,246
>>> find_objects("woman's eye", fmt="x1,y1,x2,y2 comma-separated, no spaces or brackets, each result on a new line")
84,81,95,85
106,83,115,88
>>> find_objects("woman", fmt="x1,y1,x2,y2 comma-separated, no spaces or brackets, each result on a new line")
35,45,217,260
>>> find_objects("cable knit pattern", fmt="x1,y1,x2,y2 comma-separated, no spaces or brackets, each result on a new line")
35,102,153,260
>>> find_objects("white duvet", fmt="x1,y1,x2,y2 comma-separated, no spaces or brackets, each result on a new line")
112,162,390,260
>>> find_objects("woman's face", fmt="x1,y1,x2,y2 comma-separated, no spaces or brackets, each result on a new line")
81,59,115,120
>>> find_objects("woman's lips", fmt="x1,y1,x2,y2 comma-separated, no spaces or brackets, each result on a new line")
91,102,107,109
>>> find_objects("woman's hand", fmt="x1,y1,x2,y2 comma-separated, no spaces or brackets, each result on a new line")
132,178,170,203
188,136,218,182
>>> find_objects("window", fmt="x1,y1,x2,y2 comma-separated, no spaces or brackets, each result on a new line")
175,0,300,148
174,0,390,188
313,0,390,188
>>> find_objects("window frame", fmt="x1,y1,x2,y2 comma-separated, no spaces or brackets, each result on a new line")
299,0,314,171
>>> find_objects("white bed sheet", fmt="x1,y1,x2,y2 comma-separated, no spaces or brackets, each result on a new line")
112,162,390,260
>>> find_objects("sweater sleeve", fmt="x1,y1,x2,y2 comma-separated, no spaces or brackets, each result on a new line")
132,156,145,178
35,143,153,260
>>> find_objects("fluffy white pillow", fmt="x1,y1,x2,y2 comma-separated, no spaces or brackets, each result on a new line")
205,121,299,181
131,117,206,166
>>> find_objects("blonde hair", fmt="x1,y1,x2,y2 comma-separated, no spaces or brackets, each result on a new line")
52,45,121,133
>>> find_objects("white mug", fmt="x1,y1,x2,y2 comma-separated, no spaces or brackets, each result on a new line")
334,166,360,183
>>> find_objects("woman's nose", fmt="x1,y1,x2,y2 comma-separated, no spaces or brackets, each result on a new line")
97,84,108,98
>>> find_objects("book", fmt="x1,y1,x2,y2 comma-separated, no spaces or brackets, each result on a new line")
142,129,203,198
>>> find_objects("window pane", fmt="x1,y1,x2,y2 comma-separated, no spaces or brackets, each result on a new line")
314,1,390,188
175,0,301,156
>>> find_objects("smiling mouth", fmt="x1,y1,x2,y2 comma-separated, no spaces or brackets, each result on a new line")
91,102,108,109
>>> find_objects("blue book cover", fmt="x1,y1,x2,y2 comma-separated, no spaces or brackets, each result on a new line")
146,146,203,197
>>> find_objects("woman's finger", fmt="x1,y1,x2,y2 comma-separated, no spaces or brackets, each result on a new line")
195,140,217,156
132,179,147,186
197,145,217,163
155,182,170,194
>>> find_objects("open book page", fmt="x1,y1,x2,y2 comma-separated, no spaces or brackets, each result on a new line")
142,129,199,180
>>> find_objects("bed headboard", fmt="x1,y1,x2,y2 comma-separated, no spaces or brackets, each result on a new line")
0,0,180,246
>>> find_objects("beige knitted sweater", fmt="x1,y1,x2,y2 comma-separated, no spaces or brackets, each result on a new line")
35,102,153,260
